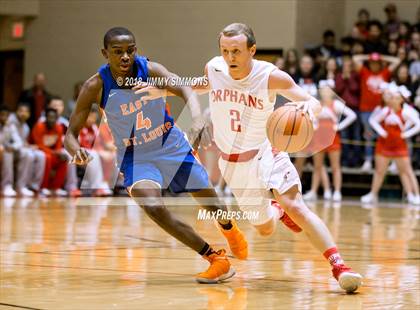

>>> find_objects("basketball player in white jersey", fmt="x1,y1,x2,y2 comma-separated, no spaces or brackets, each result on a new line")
134,23,362,293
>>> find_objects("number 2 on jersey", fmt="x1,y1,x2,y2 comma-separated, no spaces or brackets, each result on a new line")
230,109,241,132
136,111,152,130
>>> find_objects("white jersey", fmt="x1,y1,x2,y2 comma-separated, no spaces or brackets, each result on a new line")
208,57,302,221
207,56,277,154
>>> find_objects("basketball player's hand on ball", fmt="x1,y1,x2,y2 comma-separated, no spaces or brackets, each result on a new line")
286,101,316,124
70,148,93,165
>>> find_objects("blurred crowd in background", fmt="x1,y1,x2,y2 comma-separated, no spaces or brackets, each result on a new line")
1,3,419,199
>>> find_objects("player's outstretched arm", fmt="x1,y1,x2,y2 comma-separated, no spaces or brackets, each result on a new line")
132,65,210,98
193,65,211,94
147,61,202,117
269,69,321,117
64,74,101,164
147,61,210,145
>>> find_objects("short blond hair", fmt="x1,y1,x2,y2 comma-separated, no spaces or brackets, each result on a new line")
218,23,256,48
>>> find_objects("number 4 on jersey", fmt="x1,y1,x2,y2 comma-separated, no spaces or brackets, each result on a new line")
136,111,152,130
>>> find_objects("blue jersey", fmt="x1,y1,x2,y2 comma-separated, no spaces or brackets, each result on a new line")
97,55,208,192
99,55,177,153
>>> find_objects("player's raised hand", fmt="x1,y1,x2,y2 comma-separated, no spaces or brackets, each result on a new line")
70,148,93,165
132,82,167,101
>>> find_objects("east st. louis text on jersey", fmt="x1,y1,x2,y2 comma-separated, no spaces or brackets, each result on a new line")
104,91,174,148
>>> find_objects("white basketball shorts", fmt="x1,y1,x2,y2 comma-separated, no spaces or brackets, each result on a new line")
218,140,302,225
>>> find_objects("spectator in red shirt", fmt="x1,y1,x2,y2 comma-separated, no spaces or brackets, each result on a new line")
31,108,68,196
335,56,362,167
353,52,401,171
38,97,80,197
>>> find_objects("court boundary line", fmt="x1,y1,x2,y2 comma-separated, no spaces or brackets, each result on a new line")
0,303,44,310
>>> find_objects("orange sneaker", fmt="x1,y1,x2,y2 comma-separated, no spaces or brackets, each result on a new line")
218,221,248,260
196,249,235,284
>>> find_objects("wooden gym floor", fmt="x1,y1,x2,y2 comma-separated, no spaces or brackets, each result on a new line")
0,197,419,309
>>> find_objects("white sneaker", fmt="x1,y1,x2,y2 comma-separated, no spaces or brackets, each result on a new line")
408,193,420,205
39,188,52,197
303,190,317,201
54,189,68,197
19,187,34,197
361,192,378,204
407,193,414,203
323,189,332,200
40,188,52,197
3,185,17,197
388,161,398,174
332,191,342,202
333,265,363,293
361,160,372,172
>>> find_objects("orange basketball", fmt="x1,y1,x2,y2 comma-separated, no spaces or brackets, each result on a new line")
266,104,314,153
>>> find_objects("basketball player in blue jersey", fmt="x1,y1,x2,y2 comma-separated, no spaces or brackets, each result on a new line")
64,27,248,284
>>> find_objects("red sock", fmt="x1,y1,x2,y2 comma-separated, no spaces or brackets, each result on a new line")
323,247,344,266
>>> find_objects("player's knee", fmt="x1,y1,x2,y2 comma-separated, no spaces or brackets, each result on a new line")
131,188,160,204
130,180,161,197
141,203,166,220
281,199,307,220
130,181,163,214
